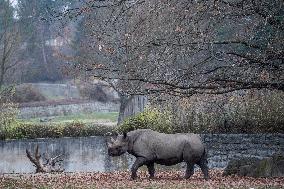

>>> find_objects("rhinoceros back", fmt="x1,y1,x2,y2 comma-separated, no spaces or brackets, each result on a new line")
128,129,205,163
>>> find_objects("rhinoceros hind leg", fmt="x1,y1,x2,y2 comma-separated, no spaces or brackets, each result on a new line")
147,162,155,178
197,159,209,180
131,157,147,180
184,163,194,179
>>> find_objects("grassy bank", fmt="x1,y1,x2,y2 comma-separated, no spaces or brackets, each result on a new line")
1,170,283,189
1,121,116,140
0,112,118,140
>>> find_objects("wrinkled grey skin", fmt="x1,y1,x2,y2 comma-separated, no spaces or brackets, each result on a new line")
107,129,209,180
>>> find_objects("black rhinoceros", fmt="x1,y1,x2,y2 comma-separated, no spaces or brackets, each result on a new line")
107,129,209,180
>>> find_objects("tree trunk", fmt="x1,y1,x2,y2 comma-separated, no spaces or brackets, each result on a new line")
117,95,148,125
117,95,133,125
0,67,4,90
26,145,64,173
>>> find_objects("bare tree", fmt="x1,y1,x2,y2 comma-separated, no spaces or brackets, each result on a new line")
51,0,283,125
58,0,283,97
0,1,21,89
26,145,64,173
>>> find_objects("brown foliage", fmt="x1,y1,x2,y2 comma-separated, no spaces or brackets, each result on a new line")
0,170,283,188
77,82,109,102
66,0,284,97
12,84,46,103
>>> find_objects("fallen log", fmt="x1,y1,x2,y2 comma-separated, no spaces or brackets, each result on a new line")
26,145,64,173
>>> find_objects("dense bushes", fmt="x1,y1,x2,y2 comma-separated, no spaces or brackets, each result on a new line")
1,122,115,140
12,84,46,103
117,108,174,133
118,90,284,134
145,90,284,134
2,88,283,140
77,82,109,102
0,87,19,140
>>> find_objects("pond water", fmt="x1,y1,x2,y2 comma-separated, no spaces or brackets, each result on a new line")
0,136,182,174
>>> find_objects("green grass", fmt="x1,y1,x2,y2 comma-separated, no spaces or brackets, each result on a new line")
18,112,119,124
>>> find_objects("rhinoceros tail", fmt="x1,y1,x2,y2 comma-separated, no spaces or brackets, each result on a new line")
201,147,208,163
199,147,209,180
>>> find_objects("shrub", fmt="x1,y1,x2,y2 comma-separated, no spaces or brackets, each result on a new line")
149,89,284,134
122,89,284,134
0,87,19,140
2,121,115,140
12,84,46,103
117,108,174,134
62,121,84,137
77,82,109,102
83,124,115,136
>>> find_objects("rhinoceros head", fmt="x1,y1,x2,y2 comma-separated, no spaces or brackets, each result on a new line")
107,133,129,156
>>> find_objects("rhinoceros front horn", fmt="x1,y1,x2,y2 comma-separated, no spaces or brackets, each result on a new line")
111,137,115,143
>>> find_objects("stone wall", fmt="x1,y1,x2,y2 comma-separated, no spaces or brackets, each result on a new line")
30,83,81,99
0,134,283,173
18,102,120,119
201,134,284,168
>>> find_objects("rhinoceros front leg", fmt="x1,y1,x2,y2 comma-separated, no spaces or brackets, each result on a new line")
147,162,155,179
131,157,147,180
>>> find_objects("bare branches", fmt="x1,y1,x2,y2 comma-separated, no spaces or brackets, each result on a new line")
0,2,22,89
59,0,284,97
